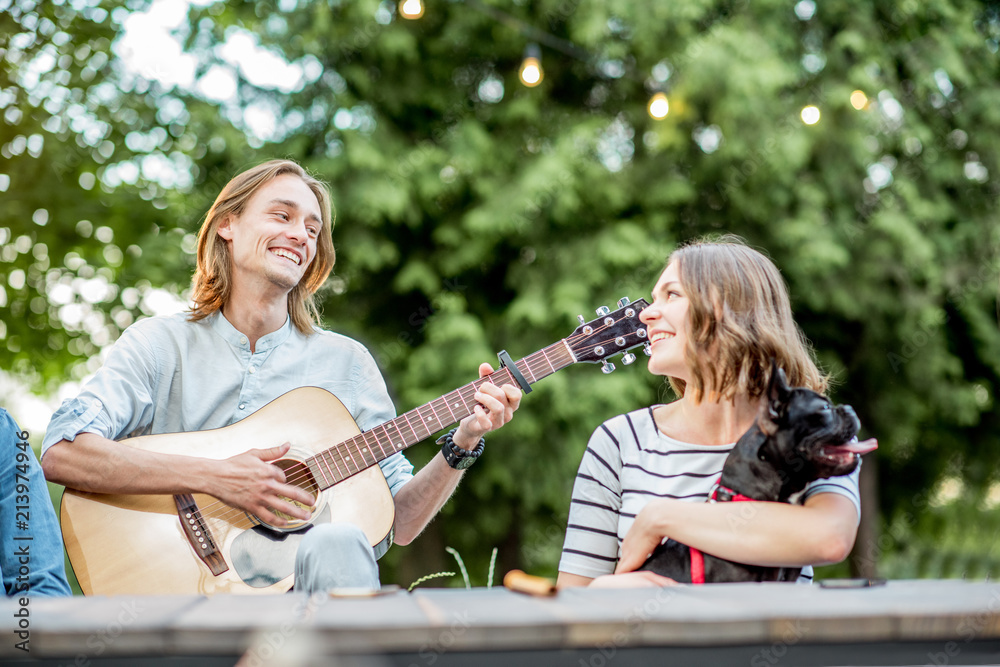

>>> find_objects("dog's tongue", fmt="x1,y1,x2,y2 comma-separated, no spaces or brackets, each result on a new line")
837,438,878,455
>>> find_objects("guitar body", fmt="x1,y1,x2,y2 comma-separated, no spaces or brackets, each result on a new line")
60,387,395,596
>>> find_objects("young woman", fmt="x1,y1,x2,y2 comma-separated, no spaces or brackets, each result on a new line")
557,236,862,588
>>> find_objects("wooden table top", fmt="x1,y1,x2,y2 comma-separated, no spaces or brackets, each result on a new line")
5,579,1000,665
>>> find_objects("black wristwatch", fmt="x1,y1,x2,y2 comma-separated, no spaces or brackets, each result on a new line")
437,428,485,470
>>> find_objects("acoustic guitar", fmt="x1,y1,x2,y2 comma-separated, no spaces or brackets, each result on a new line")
61,298,649,595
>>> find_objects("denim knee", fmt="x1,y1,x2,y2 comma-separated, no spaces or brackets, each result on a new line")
300,522,369,551
294,522,380,593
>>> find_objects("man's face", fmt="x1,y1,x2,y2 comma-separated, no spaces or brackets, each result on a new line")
218,174,322,294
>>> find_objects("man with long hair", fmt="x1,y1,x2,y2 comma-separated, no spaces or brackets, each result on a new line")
42,159,521,593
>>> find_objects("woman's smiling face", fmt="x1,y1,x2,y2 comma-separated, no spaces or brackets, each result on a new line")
640,261,691,380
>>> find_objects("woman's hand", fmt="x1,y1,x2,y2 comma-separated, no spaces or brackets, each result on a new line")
615,498,673,574
589,571,678,588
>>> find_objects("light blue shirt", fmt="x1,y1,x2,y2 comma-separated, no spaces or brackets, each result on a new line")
43,311,414,496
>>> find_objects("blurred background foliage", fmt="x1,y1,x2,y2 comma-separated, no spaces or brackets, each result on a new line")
1,0,999,591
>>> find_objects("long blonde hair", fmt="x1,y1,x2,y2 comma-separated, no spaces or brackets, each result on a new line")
667,235,827,402
188,160,335,334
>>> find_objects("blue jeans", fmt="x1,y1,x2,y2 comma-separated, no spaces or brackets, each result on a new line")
294,523,380,594
1,409,71,596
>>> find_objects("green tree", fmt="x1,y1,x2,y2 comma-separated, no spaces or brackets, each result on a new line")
1,0,199,390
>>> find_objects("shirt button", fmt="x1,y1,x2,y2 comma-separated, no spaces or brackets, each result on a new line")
239,404,246,410
239,337,248,346
248,367,256,374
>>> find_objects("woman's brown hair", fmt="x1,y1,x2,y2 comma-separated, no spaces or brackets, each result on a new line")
667,235,828,402
188,159,335,334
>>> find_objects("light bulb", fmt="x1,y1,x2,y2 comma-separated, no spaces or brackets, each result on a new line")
399,0,424,19
801,105,821,125
519,44,543,87
648,92,669,120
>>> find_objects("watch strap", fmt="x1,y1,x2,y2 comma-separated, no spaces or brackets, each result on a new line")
437,428,485,470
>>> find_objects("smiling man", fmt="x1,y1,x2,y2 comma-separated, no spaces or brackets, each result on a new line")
42,160,521,594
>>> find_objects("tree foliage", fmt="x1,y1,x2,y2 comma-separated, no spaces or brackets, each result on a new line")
2,0,999,586
1,0,199,388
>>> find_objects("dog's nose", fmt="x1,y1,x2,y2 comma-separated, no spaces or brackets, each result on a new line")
839,404,861,430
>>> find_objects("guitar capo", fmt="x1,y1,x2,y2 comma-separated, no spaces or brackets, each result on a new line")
497,350,532,394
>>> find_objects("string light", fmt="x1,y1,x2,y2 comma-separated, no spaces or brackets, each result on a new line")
392,0,847,130
801,105,821,125
850,90,868,110
647,92,669,120
399,0,424,20
518,43,543,87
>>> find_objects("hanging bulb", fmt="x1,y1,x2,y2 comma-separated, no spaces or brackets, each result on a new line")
399,0,424,19
801,105,821,125
647,92,669,120
519,43,543,87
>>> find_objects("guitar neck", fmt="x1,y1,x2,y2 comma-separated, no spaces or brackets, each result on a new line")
305,340,575,490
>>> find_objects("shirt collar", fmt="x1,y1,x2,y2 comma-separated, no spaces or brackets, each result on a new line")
209,310,292,353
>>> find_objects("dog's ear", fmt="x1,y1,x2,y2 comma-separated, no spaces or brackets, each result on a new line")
759,361,791,434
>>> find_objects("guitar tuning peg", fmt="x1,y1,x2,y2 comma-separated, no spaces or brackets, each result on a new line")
601,360,616,374
642,342,652,356
595,306,611,316
578,315,586,325
617,297,631,308
621,352,636,365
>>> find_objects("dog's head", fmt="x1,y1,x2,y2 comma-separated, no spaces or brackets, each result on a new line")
755,365,877,496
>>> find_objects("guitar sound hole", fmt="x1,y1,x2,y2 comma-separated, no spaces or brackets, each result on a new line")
269,458,321,528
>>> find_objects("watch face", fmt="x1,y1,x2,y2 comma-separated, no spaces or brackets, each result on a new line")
453,454,476,470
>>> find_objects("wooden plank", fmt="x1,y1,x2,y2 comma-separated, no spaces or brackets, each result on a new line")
410,588,571,650
24,595,203,658
557,585,770,646
304,589,437,652
4,579,999,662
168,592,314,655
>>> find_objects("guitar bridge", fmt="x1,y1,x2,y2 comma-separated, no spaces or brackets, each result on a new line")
174,494,229,576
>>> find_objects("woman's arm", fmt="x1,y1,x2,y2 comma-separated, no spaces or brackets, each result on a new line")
555,418,627,587
615,493,858,574
558,569,678,588
556,571,594,588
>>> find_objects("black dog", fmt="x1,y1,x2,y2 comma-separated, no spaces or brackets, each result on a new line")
639,366,877,583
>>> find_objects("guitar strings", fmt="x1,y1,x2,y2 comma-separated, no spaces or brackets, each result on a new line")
186,317,641,528
191,335,605,527
188,321,635,527
190,369,514,522
189,370,524,527
192,351,541,523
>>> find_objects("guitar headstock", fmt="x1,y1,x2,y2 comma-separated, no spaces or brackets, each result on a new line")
566,297,650,372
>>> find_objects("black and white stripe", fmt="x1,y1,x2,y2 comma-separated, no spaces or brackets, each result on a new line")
559,406,861,582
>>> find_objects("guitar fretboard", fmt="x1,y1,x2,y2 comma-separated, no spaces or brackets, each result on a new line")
305,340,574,490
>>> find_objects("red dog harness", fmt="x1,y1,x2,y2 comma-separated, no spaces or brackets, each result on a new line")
689,479,756,584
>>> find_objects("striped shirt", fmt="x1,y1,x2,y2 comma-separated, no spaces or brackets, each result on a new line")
558,406,862,583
